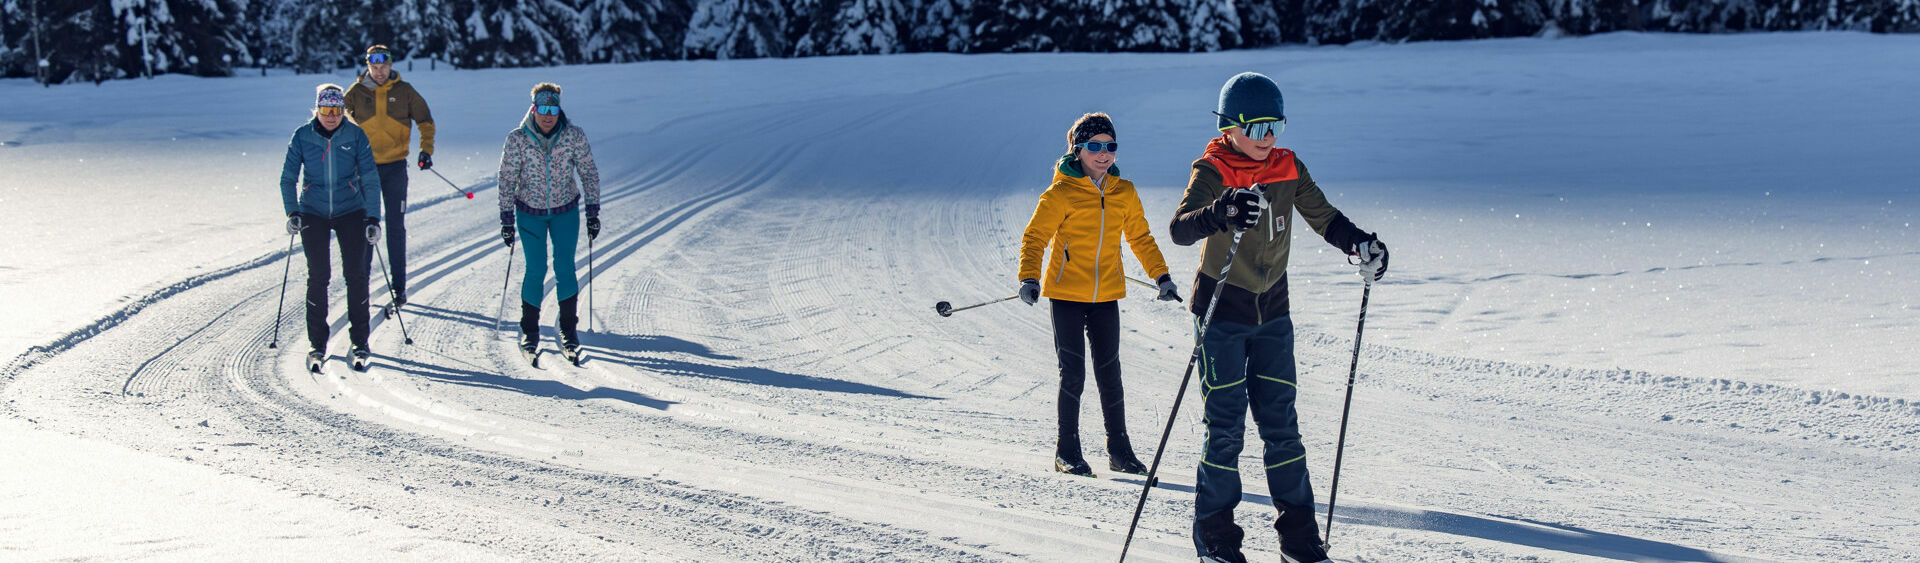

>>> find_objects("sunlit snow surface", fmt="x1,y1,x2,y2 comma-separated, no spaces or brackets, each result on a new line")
1,32,1914,561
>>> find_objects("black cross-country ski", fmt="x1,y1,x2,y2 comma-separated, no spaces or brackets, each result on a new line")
518,339,540,368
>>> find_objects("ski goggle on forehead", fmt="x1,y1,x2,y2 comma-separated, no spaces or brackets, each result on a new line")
366,52,391,64
1075,141,1118,153
1216,112,1287,139
534,105,561,116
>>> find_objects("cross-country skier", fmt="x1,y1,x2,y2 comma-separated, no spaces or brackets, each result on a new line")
280,84,383,372
497,83,601,366
1169,72,1389,563
343,44,435,308
1018,112,1183,478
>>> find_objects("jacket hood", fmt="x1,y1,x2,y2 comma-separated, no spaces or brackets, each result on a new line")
519,109,571,149
357,69,401,89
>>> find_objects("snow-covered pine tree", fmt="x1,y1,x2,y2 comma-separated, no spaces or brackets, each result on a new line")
455,0,573,67
683,0,792,59
905,0,972,52
1184,0,1242,51
1234,0,1285,47
794,0,904,56
580,0,690,63
112,0,245,77
968,0,1055,52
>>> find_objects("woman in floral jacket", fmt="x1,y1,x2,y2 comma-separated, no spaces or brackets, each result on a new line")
498,82,601,365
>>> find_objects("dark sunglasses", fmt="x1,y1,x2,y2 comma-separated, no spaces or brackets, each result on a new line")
534,105,561,116
1076,141,1118,153
366,52,391,65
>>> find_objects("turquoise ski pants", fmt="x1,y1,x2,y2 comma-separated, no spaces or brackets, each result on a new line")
517,208,580,306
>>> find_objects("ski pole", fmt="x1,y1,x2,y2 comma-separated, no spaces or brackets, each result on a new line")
1323,279,1372,548
428,168,474,199
1119,230,1247,563
1125,275,1156,290
933,295,1019,317
496,241,517,337
372,238,414,345
587,234,595,333
269,232,296,348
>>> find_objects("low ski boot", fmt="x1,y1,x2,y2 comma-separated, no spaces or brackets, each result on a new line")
1107,435,1148,475
305,349,325,373
1195,511,1248,563
1275,505,1331,563
349,345,372,372
1053,435,1095,477
558,296,583,366
518,303,542,367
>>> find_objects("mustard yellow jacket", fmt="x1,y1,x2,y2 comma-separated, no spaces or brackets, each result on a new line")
1019,159,1171,303
344,71,435,165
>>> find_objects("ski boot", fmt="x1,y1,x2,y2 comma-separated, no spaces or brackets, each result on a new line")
1108,436,1148,475
1054,435,1095,477
305,349,325,373
518,303,541,367
1276,505,1331,563
558,296,583,366
349,345,372,372
1196,511,1248,563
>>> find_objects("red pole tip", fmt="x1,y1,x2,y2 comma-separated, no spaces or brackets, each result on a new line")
465,192,474,199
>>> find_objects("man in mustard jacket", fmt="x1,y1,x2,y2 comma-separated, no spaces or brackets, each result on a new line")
345,44,435,307
1018,113,1182,477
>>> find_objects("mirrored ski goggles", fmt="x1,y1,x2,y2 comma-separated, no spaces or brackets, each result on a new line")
1216,113,1286,139
316,106,344,117
534,105,561,116
366,52,391,65
1075,141,1118,153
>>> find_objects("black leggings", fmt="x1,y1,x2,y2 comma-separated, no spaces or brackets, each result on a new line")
376,161,409,294
1050,298,1128,451
300,210,371,352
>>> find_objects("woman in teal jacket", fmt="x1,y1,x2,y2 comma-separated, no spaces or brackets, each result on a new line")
280,83,383,371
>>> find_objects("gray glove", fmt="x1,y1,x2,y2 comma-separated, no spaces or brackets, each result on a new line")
1156,274,1182,302
1019,279,1041,305
285,213,303,236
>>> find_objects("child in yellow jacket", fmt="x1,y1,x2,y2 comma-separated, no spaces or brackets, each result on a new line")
1017,112,1182,477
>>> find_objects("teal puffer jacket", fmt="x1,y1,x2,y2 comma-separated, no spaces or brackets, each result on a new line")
279,118,383,221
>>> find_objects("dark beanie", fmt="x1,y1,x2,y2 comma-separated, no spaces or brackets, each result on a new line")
1066,112,1115,153
1217,72,1285,129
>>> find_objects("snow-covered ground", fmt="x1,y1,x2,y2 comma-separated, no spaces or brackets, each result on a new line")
2,32,1915,561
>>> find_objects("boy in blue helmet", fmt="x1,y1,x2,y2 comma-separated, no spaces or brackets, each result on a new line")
1167,72,1390,563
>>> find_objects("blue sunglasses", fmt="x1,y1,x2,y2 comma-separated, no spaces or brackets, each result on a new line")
366,52,391,65
534,105,561,116
1076,141,1119,153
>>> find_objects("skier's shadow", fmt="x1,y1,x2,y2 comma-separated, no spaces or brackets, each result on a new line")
402,304,498,330
581,332,937,400
1117,479,1741,561
382,355,674,411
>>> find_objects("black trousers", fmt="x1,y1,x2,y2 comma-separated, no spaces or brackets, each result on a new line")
1050,298,1130,452
300,210,371,352
376,161,409,294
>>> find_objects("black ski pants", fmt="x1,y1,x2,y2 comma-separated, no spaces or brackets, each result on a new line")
1050,298,1130,454
375,161,409,296
300,209,371,352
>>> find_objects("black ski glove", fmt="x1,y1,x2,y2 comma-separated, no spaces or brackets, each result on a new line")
364,217,380,242
1211,188,1263,231
500,225,516,248
1019,279,1041,305
1155,273,1182,302
586,217,601,241
416,152,432,171
285,213,303,236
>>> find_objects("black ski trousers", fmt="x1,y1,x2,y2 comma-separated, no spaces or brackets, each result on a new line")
300,209,371,352
375,161,409,295
1050,298,1130,454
